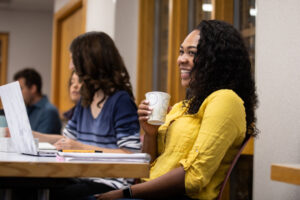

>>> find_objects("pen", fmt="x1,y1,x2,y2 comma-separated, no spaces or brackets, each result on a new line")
59,150,103,153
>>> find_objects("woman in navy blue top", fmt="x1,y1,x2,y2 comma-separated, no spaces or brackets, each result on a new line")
34,32,141,200
55,31,141,154
64,91,140,151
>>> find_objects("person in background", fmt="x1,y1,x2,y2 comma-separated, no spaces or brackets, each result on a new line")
0,109,7,137
62,70,82,122
9,68,62,200
13,68,62,134
96,20,258,200
32,31,141,200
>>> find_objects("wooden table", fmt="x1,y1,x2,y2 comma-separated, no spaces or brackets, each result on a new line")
0,152,149,178
271,164,300,185
0,152,150,200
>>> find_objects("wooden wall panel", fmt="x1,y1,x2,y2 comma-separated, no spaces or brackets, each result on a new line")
0,33,8,86
167,0,188,105
0,33,8,109
136,0,155,104
212,0,234,24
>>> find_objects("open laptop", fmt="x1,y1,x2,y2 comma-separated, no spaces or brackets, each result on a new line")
0,81,57,157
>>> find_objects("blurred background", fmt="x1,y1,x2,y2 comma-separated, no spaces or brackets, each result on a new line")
0,0,299,199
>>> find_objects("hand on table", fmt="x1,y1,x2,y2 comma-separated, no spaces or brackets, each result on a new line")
4,127,10,137
54,137,83,150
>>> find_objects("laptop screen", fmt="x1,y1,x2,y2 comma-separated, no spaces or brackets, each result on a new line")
0,81,38,155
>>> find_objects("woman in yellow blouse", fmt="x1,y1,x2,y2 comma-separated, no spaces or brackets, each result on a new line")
97,20,258,200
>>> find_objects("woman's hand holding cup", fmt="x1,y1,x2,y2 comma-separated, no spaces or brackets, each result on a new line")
138,100,159,136
138,91,170,135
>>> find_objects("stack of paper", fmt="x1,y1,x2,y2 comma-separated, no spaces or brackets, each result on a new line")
56,152,151,163
0,138,16,153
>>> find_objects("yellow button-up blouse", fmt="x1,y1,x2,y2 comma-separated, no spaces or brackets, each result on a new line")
146,89,246,199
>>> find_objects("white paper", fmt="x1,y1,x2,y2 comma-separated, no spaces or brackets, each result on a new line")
38,142,56,150
0,82,38,155
56,152,151,163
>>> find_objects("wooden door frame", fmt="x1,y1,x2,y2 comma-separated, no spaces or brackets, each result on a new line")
0,33,8,86
51,0,86,106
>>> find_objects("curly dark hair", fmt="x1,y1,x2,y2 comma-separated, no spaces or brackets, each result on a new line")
186,20,258,136
69,31,134,107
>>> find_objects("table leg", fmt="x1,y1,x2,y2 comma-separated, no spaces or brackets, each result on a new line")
2,189,12,200
37,189,49,200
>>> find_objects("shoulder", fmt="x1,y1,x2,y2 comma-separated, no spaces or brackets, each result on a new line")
108,91,135,107
200,89,245,121
35,98,61,125
70,100,84,118
38,96,58,112
111,90,132,101
205,89,244,107
63,106,75,120
43,101,59,114
167,101,186,115
106,91,137,118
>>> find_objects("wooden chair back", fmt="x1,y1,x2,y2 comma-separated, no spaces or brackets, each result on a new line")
216,135,251,200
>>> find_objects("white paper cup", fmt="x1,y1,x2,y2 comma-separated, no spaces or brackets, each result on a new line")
145,91,170,125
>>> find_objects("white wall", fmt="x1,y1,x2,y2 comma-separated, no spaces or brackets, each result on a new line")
0,10,53,97
254,0,300,199
54,0,70,12
86,0,139,95
114,0,138,96
86,0,116,39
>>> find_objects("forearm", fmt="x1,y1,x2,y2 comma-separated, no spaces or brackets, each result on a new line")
142,133,157,163
33,131,63,144
132,167,185,199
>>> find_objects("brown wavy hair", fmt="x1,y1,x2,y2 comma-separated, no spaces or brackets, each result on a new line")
69,31,134,107
186,20,258,136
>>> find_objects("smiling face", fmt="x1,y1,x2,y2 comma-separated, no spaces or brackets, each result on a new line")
177,30,200,88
